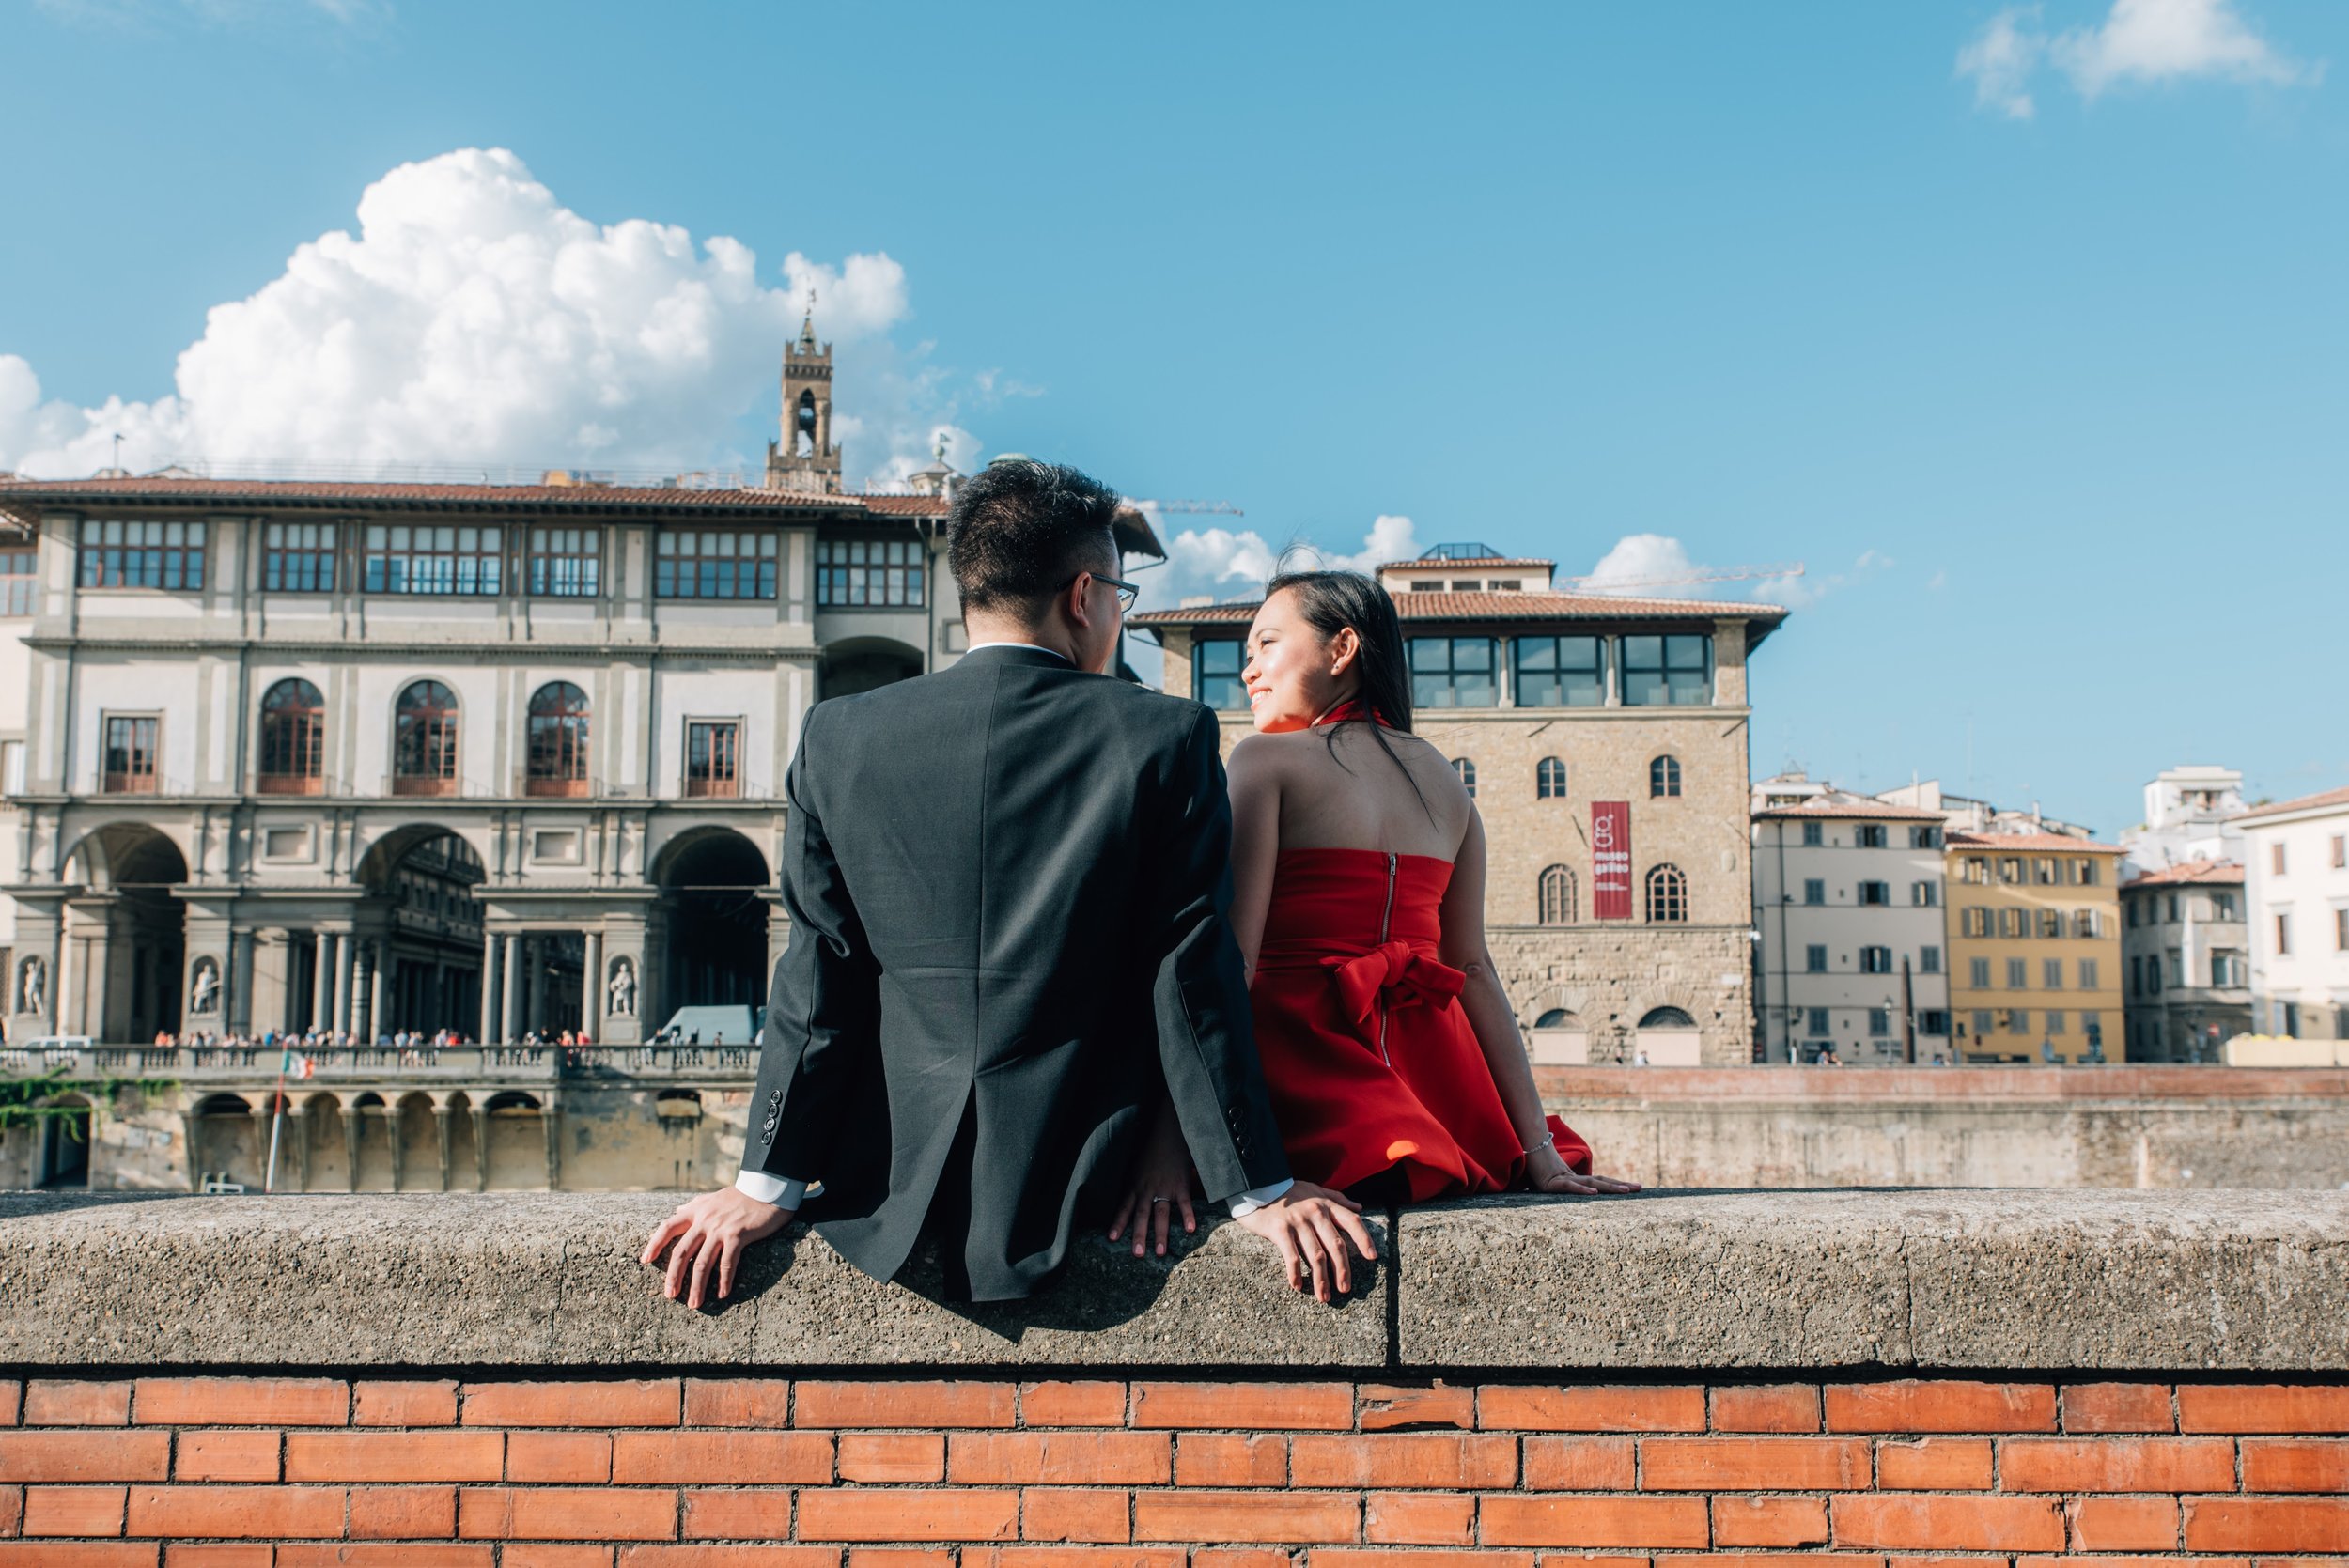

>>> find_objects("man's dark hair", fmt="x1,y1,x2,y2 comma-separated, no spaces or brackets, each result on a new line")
948,458,1122,613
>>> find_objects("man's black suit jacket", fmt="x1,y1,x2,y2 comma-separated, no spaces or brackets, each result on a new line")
745,644,1291,1301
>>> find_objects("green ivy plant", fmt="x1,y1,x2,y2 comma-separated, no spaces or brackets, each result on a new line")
0,1072,180,1140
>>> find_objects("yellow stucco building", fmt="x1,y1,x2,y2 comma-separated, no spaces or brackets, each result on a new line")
1945,831,2126,1063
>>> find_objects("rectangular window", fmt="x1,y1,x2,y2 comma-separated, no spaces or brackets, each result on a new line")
2130,955,2142,997
658,530,779,599
817,537,926,607
2034,857,2058,886
1969,956,1991,988
1909,826,1942,849
1999,858,2023,885
0,547,38,615
1859,946,1892,975
1802,878,1826,906
2338,908,2348,952
1961,857,1989,884
1867,1007,1890,1036
2273,843,2287,876
1999,908,2027,939
528,528,601,598
1920,945,1942,974
262,522,337,594
2047,1009,2068,1034
1971,1009,1995,1040
1856,824,1889,849
364,523,504,596
1806,1007,1830,1035
2276,913,2292,955
1920,1009,1950,1036
1619,633,1711,706
1961,908,1991,939
1805,944,1828,973
1510,635,1605,707
2212,893,2237,921
2076,859,2100,886
2037,908,2062,939
102,714,159,794
2073,909,2102,939
1801,822,1824,847
2333,834,2346,870
2127,900,2139,928
2004,1009,2029,1035
2043,957,2064,989
2213,949,2245,987
2006,957,2028,990
1912,881,1939,907
684,721,740,799
2078,958,2099,989
77,520,206,591
1859,881,1890,906
2167,895,2180,924
1408,636,1498,708
1194,640,1248,711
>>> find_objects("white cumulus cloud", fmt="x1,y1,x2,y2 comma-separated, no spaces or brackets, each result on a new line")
0,147,984,486
1130,513,1422,616
1958,0,2317,117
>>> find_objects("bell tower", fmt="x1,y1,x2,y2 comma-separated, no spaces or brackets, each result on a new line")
765,307,842,494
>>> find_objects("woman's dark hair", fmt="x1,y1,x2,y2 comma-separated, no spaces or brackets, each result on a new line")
1263,568,1431,815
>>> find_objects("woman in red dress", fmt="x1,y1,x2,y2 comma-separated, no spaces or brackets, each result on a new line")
1114,570,1636,1257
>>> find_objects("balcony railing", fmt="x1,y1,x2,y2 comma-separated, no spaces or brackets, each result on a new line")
0,1043,756,1084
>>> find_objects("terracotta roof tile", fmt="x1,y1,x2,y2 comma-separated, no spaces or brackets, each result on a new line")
2235,784,2349,822
1376,556,1554,571
1753,798,1949,823
0,474,865,511
2122,858,2245,890
1132,590,1787,629
1947,831,2125,853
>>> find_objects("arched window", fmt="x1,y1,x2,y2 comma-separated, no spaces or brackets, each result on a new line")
1452,757,1476,798
257,678,325,795
1645,862,1688,923
525,681,590,797
1538,864,1578,925
1650,754,1682,798
1536,756,1567,800
393,680,460,796
1638,1006,1695,1028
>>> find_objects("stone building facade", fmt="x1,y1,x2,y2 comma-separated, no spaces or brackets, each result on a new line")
2234,784,2349,1041
1943,831,2126,1064
1751,790,1952,1065
2119,859,2250,1062
0,320,1169,1191
1131,547,1788,1066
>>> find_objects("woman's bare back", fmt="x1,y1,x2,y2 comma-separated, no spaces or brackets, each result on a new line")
1237,722,1474,862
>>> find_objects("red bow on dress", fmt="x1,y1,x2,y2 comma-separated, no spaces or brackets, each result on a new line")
1325,939,1467,1032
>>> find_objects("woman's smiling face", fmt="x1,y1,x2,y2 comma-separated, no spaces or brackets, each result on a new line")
1244,586,1357,733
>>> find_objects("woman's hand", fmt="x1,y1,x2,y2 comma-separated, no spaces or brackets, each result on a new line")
1108,1100,1199,1257
1525,1140,1643,1196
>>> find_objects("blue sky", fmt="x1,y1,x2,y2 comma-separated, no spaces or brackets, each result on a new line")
3,0,2343,833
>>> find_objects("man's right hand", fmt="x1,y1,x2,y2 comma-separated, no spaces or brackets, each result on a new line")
641,1187,795,1309
1232,1181,1379,1303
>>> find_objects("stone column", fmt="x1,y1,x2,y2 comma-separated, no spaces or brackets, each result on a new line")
291,1104,311,1193
471,1104,490,1190
388,1106,406,1193
541,1100,562,1190
228,927,254,1036
338,938,360,1039
478,932,500,1046
434,1104,454,1192
502,935,523,1044
311,931,333,1033
370,942,389,1041
343,1099,362,1193
583,931,603,1041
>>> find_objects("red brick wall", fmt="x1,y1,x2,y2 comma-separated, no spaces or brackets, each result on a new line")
0,1374,2342,1564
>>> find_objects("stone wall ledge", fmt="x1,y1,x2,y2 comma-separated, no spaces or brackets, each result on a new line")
4,1188,2342,1373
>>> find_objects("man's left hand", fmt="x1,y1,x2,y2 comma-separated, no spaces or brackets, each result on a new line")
641,1187,794,1308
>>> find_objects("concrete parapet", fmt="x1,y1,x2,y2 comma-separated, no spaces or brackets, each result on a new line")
4,1188,2341,1373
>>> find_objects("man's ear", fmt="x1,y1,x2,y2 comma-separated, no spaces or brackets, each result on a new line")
1063,571,1097,631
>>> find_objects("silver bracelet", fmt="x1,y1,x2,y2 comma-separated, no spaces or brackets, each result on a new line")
1522,1132,1557,1157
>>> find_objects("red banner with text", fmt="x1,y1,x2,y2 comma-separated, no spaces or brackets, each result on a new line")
1592,800,1632,919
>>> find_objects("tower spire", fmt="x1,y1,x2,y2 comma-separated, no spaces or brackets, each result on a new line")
766,303,841,495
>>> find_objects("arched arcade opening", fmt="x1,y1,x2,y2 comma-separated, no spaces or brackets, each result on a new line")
654,829,770,1026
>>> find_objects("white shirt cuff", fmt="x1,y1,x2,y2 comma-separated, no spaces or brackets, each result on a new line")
735,1170,807,1210
1226,1178,1294,1218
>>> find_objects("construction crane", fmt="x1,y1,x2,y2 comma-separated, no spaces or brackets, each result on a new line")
1564,561,1805,592
1128,499,1244,516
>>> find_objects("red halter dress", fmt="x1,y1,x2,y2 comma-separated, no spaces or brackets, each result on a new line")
1248,704,1594,1200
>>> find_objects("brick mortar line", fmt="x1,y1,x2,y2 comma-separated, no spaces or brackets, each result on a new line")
16,1366,2349,1388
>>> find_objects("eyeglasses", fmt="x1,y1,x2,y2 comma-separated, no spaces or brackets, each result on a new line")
1079,571,1140,611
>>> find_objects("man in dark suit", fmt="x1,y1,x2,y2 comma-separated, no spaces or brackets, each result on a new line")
643,459,1374,1304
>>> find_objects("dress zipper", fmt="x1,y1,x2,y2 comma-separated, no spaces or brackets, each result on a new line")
1375,851,1398,1065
